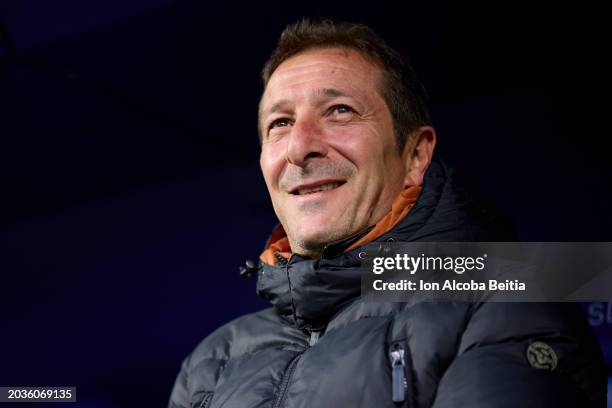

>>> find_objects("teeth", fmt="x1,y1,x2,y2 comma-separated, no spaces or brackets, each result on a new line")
297,182,341,195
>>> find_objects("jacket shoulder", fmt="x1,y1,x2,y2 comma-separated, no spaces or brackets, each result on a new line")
433,302,607,407
170,307,298,408
192,307,284,361
458,302,601,351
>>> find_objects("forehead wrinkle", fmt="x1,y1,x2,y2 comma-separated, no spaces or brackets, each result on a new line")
263,99,293,118
259,50,383,126
273,58,355,82
263,87,355,118
314,88,350,99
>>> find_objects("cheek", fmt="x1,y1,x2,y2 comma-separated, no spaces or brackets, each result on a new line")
260,144,287,190
331,135,386,175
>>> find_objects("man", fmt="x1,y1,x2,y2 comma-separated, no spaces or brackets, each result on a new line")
169,20,606,407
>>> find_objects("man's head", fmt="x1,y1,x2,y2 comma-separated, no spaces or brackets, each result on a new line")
259,20,436,257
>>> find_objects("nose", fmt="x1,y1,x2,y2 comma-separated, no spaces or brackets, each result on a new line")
286,115,328,167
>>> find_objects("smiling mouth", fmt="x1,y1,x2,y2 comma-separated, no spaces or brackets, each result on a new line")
290,181,346,196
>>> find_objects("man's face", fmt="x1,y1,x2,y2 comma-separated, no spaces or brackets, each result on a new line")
259,47,408,256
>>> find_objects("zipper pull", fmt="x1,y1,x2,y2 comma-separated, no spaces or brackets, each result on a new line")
309,330,321,346
306,325,326,347
390,344,406,403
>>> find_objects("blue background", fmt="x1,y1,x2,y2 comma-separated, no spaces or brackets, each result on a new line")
1,1,610,406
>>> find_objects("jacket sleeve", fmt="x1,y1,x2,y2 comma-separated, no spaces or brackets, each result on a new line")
167,308,282,408
431,302,607,408
168,354,192,408
168,350,227,408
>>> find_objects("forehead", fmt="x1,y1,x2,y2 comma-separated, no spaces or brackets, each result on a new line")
261,47,383,113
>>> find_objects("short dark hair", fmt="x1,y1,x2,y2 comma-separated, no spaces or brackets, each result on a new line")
260,19,431,151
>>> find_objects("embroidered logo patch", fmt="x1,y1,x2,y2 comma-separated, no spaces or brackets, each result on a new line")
526,341,558,370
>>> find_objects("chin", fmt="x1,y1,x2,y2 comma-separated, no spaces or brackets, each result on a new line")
295,228,332,246
293,220,333,250
285,209,351,248
293,224,348,252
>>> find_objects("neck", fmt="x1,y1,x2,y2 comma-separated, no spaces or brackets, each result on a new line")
290,240,324,259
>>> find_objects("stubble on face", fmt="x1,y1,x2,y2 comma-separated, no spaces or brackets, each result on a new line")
278,158,355,253
260,48,406,258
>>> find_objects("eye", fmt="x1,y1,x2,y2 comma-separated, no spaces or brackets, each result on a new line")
269,118,291,130
329,104,354,115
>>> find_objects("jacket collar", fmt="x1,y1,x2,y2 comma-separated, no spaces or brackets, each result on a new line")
256,158,515,329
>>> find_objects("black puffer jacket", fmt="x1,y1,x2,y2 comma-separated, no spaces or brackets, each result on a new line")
169,160,607,408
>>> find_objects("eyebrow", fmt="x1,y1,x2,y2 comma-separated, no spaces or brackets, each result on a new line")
261,88,352,119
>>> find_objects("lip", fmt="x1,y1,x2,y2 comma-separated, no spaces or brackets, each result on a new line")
288,179,347,196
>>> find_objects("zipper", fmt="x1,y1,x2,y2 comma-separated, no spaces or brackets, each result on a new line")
273,256,324,407
198,391,213,408
272,327,324,408
389,343,407,403
308,329,322,346
274,251,288,266
272,352,303,408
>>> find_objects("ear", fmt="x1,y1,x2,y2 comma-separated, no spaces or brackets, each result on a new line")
401,126,437,187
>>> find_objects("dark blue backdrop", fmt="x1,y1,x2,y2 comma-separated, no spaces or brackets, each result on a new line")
1,1,610,407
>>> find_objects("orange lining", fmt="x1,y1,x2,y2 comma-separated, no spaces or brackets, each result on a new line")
260,227,292,265
345,185,421,252
260,185,422,265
